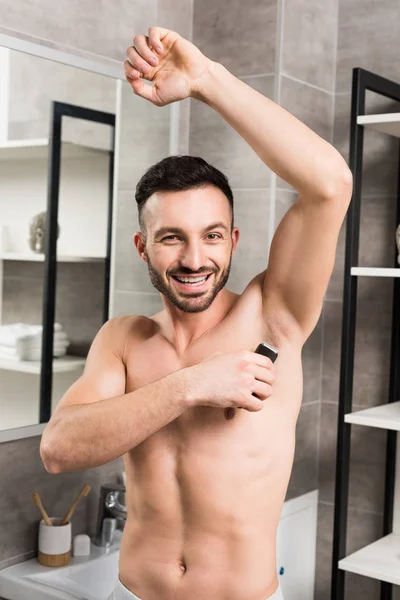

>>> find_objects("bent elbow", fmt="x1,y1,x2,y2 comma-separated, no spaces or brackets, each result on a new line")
325,163,353,202
340,166,353,201
40,439,62,474
343,166,353,189
41,454,60,474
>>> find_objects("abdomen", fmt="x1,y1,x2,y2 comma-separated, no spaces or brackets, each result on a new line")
119,399,297,599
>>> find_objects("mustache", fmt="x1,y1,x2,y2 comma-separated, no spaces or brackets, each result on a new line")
170,270,215,276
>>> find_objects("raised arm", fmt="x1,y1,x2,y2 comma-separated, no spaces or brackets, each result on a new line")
194,62,353,343
124,27,353,345
192,61,353,343
124,27,351,200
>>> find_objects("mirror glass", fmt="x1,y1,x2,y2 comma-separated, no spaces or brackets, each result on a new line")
0,46,117,432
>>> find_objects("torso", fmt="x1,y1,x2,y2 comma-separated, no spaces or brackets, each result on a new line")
117,278,304,600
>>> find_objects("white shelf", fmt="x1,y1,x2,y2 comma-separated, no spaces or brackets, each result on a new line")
339,533,400,586
0,252,104,262
351,267,400,277
0,138,111,160
345,402,400,431
0,355,85,374
357,113,400,138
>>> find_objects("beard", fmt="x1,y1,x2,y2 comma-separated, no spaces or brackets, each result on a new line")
145,252,233,313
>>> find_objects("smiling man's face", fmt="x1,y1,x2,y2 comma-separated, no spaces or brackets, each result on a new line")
134,185,239,313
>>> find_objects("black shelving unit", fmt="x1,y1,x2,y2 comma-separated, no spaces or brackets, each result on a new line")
331,68,400,599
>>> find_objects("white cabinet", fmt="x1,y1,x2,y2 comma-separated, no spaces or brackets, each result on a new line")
276,491,318,600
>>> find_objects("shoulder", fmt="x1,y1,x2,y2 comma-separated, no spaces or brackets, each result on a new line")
103,314,154,332
102,315,159,358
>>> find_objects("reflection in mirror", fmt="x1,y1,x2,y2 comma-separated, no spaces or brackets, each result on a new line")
0,46,117,432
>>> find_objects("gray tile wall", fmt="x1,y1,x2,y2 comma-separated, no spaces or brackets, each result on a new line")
0,0,157,63
8,51,116,144
278,7,338,577
317,0,400,597
275,15,338,600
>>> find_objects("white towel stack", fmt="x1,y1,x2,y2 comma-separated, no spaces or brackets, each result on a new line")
0,323,70,361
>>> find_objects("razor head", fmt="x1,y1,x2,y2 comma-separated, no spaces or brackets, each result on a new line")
255,342,278,363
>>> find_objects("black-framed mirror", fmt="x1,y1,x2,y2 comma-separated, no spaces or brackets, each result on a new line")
40,101,115,423
0,43,118,437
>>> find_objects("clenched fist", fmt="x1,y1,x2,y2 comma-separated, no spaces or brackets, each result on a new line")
182,350,276,412
124,26,214,106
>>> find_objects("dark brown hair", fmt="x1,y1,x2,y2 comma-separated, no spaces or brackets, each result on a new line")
135,155,234,236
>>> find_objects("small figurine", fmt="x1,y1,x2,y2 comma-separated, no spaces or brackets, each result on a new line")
28,211,60,254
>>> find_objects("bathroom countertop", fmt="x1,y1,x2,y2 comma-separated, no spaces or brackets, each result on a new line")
0,531,122,600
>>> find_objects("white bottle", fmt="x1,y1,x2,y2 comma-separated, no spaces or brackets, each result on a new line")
72,534,91,557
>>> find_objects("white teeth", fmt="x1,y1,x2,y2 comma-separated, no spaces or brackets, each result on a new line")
175,275,208,283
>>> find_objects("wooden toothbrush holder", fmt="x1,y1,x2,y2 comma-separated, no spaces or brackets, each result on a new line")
37,517,72,567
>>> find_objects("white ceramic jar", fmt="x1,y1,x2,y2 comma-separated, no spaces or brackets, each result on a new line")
38,517,72,556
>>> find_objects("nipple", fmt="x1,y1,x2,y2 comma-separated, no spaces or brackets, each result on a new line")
224,408,236,420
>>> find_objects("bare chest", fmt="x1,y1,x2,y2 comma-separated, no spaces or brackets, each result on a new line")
124,314,303,445
121,312,304,545
125,309,277,392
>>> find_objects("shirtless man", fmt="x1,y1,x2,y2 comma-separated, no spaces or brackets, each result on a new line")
40,26,353,600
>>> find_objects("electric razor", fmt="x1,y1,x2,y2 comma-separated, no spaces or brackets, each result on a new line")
254,341,278,363
249,341,278,401
225,341,278,418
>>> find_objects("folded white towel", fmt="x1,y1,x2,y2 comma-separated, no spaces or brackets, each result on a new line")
0,343,68,361
0,352,20,361
0,340,68,351
16,332,69,350
16,331,68,346
0,340,68,354
19,346,68,361
0,346,16,358
0,323,65,347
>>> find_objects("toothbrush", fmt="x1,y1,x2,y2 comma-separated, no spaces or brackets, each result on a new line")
60,484,91,526
32,492,53,526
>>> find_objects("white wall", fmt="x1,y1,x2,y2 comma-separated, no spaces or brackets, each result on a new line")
0,155,109,257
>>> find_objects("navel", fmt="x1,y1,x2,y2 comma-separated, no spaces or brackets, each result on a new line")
224,408,236,420
179,557,187,574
